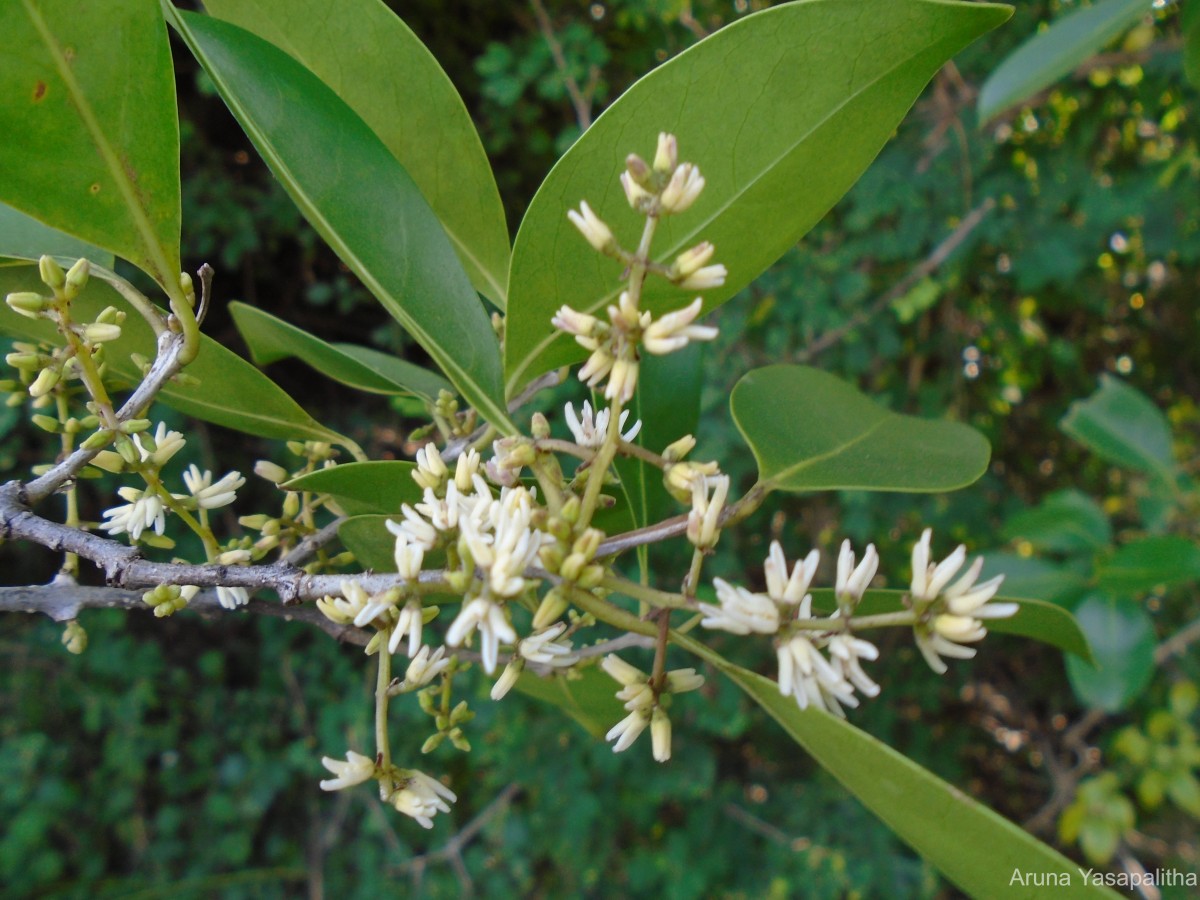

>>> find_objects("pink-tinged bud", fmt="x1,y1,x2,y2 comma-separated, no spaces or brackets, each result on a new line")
567,200,616,253
551,304,599,337
625,153,651,185
620,171,656,212
660,163,704,214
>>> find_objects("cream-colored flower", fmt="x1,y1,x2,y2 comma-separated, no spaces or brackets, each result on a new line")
390,770,456,829
319,750,376,791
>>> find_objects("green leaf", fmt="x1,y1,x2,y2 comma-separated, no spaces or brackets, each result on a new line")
201,0,509,306
503,0,1011,391
230,302,451,401
1003,489,1112,556
1095,535,1200,595
977,0,1149,124
731,365,990,493
0,0,181,292
337,515,398,572
979,553,1090,608
0,265,352,448
812,589,1094,663
1061,374,1177,480
284,462,420,517
512,667,626,739
1065,594,1156,712
1185,1,1200,89
0,202,114,268
168,10,513,433
723,665,1118,898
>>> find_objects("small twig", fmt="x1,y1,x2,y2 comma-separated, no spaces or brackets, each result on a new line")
393,783,521,886
529,0,594,130
282,518,346,567
443,369,564,463
1154,615,1200,664
799,197,995,363
23,328,190,504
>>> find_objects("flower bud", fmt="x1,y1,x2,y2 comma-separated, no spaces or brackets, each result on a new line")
63,258,90,299
79,430,112,451
5,291,47,319
625,152,651,185
83,323,122,343
31,413,60,433
90,450,125,473
659,163,705,214
532,588,570,631
119,418,152,434
61,620,87,655
96,305,124,325
653,133,678,174
531,412,550,440
39,255,65,289
282,491,301,518
28,367,60,399
567,201,616,254
254,460,290,484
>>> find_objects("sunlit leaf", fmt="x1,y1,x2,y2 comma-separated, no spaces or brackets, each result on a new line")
504,0,1010,391
732,365,989,493
0,0,181,291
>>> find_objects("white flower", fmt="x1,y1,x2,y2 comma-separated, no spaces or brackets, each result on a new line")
827,633,881,699
700,579,780,635
659,162,704,214
679,264,727,291
182,465,245,510
132,423,186,468
601,653,646,686
386,505,438,551
764,542,819,606
490,659,523,701
216,586,249,610
653,132,677,173
412,445,448,491
564,400,642,448
518,622,577,667
907,529,1014,675
389,600,427,656
651,706,672,762
567,200,616,252
390,770,456,829
353,587,401,628
397,645,451,689
551,304,600,338
445,597,517,674
835,539,878,607
686,474,728,549
620,170,655,211
642,298,718,355
100,487,167,540
392,527,426,581
454,448,481,492
776,632,858,716
606,708,651,752
458,486,549,600
316,579,370,624
319,750,376,791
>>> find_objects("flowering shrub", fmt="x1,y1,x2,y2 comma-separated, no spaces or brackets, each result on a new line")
0,0,1114,894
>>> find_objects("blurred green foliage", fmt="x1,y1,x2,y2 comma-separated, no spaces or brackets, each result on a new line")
3,0,1199,895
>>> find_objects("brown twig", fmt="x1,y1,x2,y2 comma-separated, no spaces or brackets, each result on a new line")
530,0,595,131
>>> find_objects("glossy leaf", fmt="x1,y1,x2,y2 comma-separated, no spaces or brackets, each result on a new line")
503,0,1011,391
0,202,114,268
1061,374,1176,480
977,0,1149,124
1065,594,1157,712
169,11,513,433
811,588,1094,663
724,665,1117,898
201,0,509,305
0,0,181,292
337,515,399,572
1095,535,1200,595
285,462,420,517
0,265,352,448
512,667,626,739
230,302,451,400
1002,489,1112,556
731,366,990,493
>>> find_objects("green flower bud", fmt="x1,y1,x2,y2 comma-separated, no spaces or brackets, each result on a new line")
83,323,122,343
559,495,581,525
420,605,440,624
5,291,47,319
238,514,270,530
63,258,90,299
532,588,569,632
576,563,606,589
140,533,176,550
116,437,141,465
6,350,41,372
119,418,152,434
79,430,112,451
421,733,444,754
39,255,65,289
538,543,564,573
96,305,124,325
179,271,195,306
449,728,471,752
61,620,87,655
31,414,60,433
254,460,289,484
90,450,125,473
531,412,550,439
282,491,301,519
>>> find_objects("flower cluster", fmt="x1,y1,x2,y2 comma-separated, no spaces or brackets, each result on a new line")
601,654,704,761
701,532,1014,717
